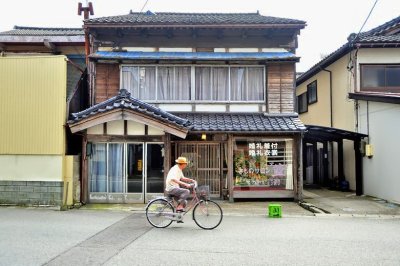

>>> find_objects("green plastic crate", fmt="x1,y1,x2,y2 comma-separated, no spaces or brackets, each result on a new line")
268,204,282,218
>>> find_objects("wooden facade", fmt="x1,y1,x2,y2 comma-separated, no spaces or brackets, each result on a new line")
72,12,306,203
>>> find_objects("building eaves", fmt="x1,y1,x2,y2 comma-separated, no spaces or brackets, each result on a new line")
84,11,306,28
89,51,299,62
297,16,400,86
0,26,84,36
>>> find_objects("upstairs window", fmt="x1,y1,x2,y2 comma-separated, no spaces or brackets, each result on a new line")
307,80,317,104
297,92,308,114
361,65,400,93
121,65,265,102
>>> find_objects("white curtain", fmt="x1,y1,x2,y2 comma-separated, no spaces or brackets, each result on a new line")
195,67,212,100
157,66,173,100
108,143,124,193
231,67,246,101
121,66,156,100
89,143,107,192
212,67,229,100
175,67,191,100
121,67,139,96
138,67,156,100
247,67,264,100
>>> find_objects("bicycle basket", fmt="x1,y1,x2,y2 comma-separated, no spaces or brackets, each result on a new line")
196,185,210,200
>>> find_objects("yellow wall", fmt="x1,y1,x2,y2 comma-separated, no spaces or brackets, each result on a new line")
297,54,357,189
0,56,67,155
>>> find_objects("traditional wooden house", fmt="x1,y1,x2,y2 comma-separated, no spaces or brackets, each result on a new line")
68,11,306,203
296,16,400,203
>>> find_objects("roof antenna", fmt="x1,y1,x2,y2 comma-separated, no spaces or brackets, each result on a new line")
78,1,94,19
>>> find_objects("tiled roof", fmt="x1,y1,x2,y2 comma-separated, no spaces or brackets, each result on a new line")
175,113,306,132
0,26,84,36
85,11,305,27
297,16,400,85
68,89,191,129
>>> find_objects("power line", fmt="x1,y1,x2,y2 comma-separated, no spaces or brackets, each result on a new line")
354,0,379,41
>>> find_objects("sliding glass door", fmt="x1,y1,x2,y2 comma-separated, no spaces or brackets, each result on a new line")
88,142,164,203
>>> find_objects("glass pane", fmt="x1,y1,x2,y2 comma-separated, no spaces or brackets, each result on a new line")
362,66,385,88
121,67,139,96
157,67,174,100
230,67,247,101
175,67,191,100
307,81,317,103
233,139,292,189
127,144,143,193
108,143,124,193
212,67,229,101
195,67,212,100
146,144,164,193
386,67,400,87
88,143,107,192
247,67,264,101
138,67,156,100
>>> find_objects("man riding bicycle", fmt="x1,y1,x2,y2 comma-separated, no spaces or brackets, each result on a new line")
165,157,195,212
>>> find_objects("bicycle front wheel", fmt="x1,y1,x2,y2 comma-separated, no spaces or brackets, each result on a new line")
193,200,223,230
146,199,174,228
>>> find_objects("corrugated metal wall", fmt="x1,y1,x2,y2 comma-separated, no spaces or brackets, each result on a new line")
0,56,67,155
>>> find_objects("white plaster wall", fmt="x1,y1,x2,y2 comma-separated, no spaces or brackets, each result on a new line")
0,155,63,181
358,101,400,203
107,120,124,135
127,121,145,135
195,104,226,112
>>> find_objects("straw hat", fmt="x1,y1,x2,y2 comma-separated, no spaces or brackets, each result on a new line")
175,157,188,164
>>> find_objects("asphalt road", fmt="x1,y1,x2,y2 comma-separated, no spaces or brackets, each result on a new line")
1,207,400,266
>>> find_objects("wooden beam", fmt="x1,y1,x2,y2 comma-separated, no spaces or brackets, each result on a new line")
69,109,189,138
354,140,363,196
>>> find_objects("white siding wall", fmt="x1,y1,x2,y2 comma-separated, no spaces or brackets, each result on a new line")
358,101,400,203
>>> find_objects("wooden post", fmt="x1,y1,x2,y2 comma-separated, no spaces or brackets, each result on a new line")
323,141,329,186
295,135,303,201
227,134,234,202
337,139,344,181
163,134,171,195
312,142,318,185
81,135,88,204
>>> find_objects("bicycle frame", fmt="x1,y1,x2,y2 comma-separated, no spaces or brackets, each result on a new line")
166,184,203,218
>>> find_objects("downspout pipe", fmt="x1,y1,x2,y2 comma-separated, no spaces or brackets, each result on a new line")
321,68,333,127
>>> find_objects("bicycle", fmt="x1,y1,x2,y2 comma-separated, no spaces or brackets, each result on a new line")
145,181,223,230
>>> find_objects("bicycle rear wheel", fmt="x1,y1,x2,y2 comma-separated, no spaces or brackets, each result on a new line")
193,200,223,230
146,199,174,228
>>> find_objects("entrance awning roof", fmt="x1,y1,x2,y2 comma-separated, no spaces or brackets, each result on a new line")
304,125,368,142
89,51,299,62
67,89,192,138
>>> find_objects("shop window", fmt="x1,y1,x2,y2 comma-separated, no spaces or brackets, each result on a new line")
307,80,317,104
233,139,293,190
297,92,308,114
361,65,400,93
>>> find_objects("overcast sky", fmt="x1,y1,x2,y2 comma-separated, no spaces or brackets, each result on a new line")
1,0,399,72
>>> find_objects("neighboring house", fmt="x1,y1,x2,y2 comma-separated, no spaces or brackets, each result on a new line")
296,17,400,203
67,11,307,203
0,27,86,206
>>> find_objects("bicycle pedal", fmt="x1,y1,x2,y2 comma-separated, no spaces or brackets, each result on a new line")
177,220,184,223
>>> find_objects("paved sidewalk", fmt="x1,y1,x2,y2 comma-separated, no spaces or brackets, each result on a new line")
80,188,400,218
302,188,400,217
